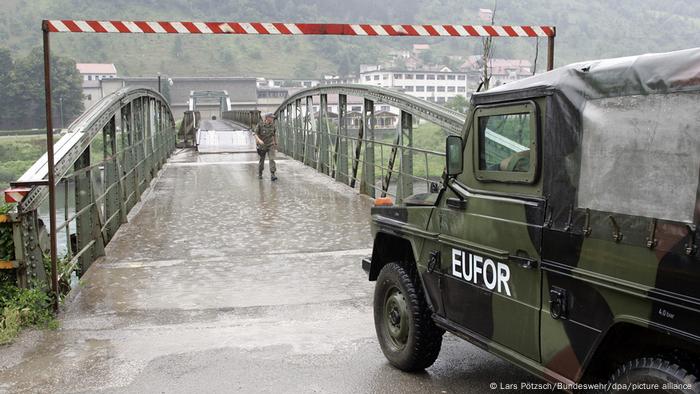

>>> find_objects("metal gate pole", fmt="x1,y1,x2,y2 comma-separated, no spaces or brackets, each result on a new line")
547,28,556,71
41,22,59,309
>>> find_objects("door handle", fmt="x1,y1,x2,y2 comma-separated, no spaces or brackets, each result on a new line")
509,254,538,269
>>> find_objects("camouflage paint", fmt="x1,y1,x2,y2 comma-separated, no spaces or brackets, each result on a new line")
367,49,700,385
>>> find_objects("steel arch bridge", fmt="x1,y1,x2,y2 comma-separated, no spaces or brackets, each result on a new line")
273,84,467,200
6,87,176,286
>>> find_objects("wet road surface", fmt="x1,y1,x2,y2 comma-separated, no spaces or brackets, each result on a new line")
0,151,533,393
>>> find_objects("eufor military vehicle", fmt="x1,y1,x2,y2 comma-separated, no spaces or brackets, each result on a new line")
362,48,700,393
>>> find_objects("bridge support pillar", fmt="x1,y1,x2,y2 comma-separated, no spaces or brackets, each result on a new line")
318,94,329,175
303,96,313,166
134,98,146,196
397,111,413,201
14,210,47,287
335,94,349,184
75,147,104,273
103,116,121,241
147,98,157,182
120,104,135,215
294,99,302,161
360,99,375,197
287,101,292,158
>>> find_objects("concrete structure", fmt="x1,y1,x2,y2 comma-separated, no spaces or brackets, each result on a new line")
76,63,118,109
101,77,258,120
360,66,468,104
256,86,296,115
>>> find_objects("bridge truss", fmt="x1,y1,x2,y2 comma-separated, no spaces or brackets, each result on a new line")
274,84,467,200
6,87,176,289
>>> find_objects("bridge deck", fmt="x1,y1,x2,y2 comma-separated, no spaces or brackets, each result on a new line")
0,152,527,393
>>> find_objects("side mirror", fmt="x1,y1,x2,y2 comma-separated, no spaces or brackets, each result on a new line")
445,135,464,177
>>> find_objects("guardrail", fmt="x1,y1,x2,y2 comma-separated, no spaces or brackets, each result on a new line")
4,87,176,288
274,84,466,201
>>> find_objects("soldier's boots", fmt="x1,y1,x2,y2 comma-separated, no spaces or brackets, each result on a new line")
271,173,278,181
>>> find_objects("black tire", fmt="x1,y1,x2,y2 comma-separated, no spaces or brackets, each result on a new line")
373,262,444,372
609,357,699,393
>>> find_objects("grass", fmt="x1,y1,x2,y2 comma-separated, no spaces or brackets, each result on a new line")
0,307,20,344
0,134,51,190
0,275,58,345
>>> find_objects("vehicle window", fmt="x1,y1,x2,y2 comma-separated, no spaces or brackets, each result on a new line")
473,101,538,183
478,112,532,172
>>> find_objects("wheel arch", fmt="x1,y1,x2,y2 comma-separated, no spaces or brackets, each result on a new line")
581,320,700,381
369,232,418,281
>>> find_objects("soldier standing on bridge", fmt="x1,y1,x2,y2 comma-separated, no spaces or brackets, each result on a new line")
254,113,278,181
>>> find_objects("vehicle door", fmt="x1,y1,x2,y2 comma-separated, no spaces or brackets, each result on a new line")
435,100,545,361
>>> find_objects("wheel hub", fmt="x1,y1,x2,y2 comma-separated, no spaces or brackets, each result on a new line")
384,287,408,349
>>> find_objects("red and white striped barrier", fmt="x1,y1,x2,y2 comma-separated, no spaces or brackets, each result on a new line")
46,20,554,37
4,188,30,204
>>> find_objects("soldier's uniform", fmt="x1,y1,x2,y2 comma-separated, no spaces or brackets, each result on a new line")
254,118,277,179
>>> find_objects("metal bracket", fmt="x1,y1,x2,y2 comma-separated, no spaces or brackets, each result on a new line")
646,219,658,249
583,208,592,237
563,206,574,232
685,225,697,256
608,215,623,243
543,207,553,229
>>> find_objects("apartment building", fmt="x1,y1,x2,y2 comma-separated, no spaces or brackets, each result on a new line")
359,66,468,104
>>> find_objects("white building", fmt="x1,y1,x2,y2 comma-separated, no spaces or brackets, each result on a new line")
256,78,319,89
76,63,118,109
359,66,468,104
322,75,360,85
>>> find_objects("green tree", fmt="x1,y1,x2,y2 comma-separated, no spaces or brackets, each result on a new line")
446,95,469,114
10,48,84,130
0,48,15,128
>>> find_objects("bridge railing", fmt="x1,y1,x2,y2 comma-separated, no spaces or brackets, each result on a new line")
5,87,176,288
274,84,466,201
222,110,261,130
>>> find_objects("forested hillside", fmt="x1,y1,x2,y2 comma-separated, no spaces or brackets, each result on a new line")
1,0,699,77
